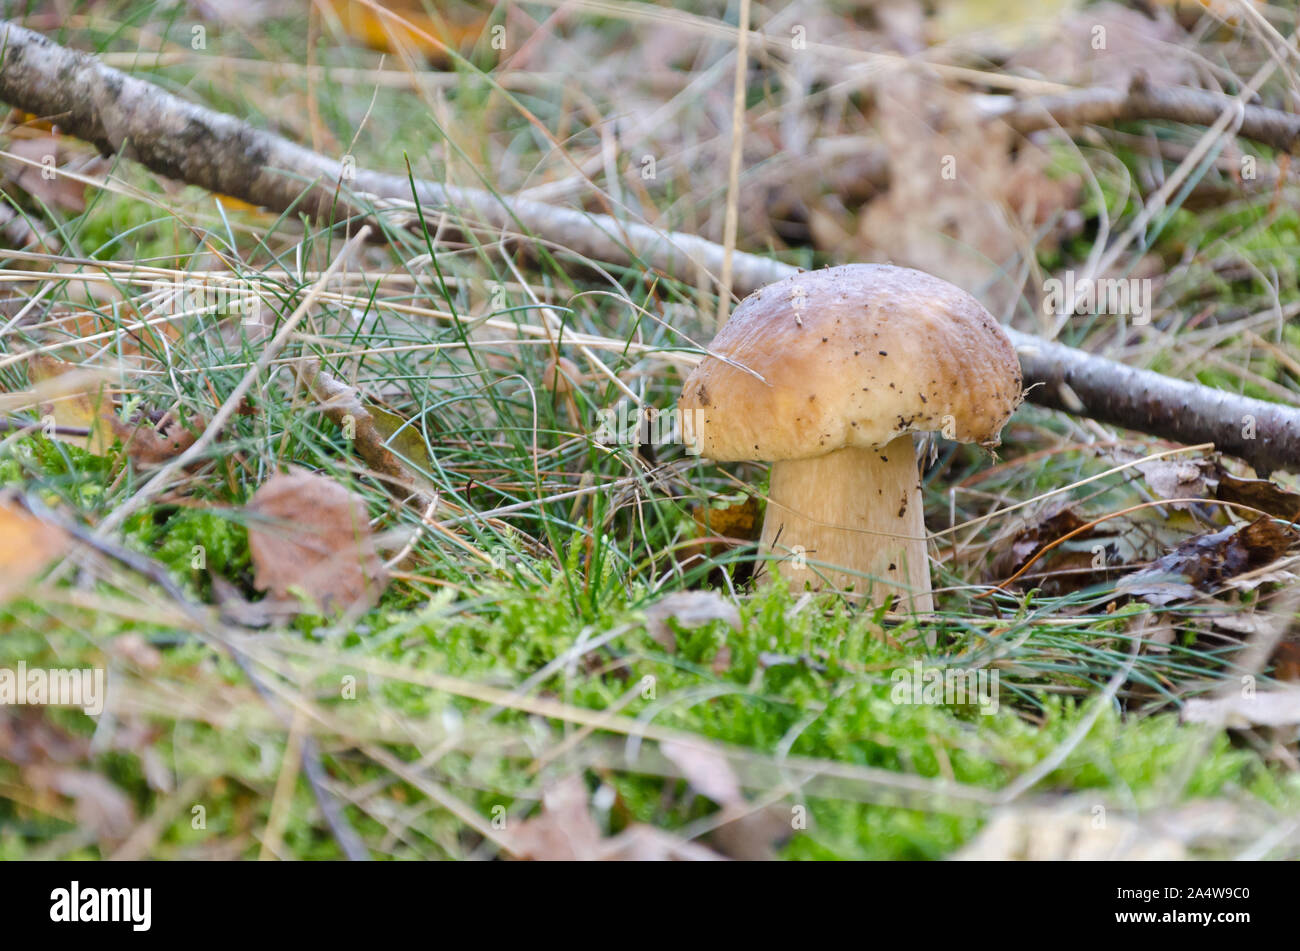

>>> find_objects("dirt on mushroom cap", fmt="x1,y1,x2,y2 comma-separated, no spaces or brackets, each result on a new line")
679,264,1023,461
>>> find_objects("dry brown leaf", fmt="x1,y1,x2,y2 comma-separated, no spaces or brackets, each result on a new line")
989,504,1112,594
600,824,728,861
1214,468,1300,522
0,708,88,765
1004,2,1197,89
26,354,114,454
507,775,604,860
1182,688,1300,728
660,739,745,806
1136,457,1213,509
2,137,92,211
301,359,435,497
246,470,388,614
855,73,1079,315
0,496,70,605
507,775,728,861
1119,517,1299,605
954,804,1185,860
323,0,488,60
644,591,740,652
25,765,136,842
106,409,200,466
659,739,791,860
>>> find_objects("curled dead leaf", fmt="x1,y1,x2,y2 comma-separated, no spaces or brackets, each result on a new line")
1213,467,1300,523
246,470,388,615
1136,457,1213,509
107,409,201,465
301,359,435,497
1182,688,1300,729
1119,518,1299,605
643,591,741,652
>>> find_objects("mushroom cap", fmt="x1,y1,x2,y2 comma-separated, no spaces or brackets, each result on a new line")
678,264,1022,461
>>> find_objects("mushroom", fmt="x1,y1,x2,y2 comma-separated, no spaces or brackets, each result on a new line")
678,264,1022,611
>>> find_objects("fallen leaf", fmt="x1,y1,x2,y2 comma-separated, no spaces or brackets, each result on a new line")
321,0,489,63
600,824,728,861
1119,518,1299,605
1182,688,1300,728
990,504,1105,592
1207,612,1275,637
993,505,1090,574
660,739,744,806
643,591,741,652
25,766,135,843
246,470,388,614
367,403,434,474
301,359,435,497
106,409,200,465
855,72,1080,315
0,708,88,765
2,137,93,212
1004,2,1197,89
26,354,114,454
1273,640,1300,683
660,738,790,860
1214,468,1300,523
1136,457,1213,509
0,495,69,605
507,775,603,860
953,804,1185,860
507,775,728,861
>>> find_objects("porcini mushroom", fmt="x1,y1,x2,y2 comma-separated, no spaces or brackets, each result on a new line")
678,264,1022,612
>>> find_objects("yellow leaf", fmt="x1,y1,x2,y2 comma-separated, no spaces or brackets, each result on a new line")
323,0,487,60
27,355,114,454
0,496,69,605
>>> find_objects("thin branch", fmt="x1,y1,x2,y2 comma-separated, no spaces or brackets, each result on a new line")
988,72,1300,154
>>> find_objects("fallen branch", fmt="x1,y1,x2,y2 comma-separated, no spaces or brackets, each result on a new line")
989,72,1300,155
2,22,1298,473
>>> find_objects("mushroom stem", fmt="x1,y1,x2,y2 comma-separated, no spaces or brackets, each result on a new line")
759,437,933,612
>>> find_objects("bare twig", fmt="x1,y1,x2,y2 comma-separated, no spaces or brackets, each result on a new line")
987,72,1300,154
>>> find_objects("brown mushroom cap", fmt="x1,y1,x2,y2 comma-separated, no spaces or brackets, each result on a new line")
679,264,1023,461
